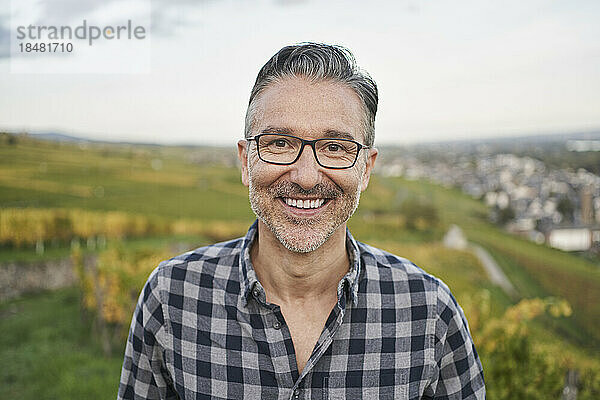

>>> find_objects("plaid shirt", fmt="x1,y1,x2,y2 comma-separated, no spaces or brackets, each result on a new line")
118,221,485,399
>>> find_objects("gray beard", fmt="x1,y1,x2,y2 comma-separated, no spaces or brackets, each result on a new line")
248,178,362,253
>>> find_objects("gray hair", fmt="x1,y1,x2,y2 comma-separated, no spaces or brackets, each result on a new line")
244,43,378,146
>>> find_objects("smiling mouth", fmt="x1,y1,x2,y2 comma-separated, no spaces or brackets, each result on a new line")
281,197,329,209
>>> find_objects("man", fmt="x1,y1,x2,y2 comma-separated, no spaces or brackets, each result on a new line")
119,43,485,399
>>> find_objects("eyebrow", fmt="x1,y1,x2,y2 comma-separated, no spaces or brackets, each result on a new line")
261,126,356,141
323,130,355,140
261,126,293,134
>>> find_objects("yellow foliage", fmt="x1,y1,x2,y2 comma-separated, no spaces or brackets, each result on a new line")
464,292,581,399
0,207,224,247
471,295,573,353
76,245,171,351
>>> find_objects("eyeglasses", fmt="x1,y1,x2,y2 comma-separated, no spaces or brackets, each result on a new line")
247,133,370,169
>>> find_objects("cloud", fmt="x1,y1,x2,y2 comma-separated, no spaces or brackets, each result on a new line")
148,0,309,37
36,0,120,25
150,0,216,37
0,15,8,59
0,0,305,58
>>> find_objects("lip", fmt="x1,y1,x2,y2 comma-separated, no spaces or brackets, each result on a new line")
278,197,331,217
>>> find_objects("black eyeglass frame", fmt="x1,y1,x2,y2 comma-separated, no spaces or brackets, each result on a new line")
247,133,371,170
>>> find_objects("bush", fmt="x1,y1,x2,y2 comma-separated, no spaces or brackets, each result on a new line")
463,291,600,399
73,245,171,355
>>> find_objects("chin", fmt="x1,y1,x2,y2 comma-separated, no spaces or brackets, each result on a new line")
271,224,334,253
248,178,362,253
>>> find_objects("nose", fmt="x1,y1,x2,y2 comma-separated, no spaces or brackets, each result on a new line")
289,143,322,190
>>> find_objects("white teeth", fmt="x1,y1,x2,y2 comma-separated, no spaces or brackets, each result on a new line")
283,198,326,209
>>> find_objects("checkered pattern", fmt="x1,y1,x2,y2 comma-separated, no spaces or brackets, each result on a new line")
118,221,485,399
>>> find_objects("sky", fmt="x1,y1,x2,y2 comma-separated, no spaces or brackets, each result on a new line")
0,0,599,146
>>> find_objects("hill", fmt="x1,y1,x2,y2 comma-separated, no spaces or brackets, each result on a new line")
1,134,599,398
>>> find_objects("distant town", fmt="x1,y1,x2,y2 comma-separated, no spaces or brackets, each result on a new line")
377,134,600,254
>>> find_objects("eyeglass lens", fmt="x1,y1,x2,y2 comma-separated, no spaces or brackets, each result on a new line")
257,134,359,168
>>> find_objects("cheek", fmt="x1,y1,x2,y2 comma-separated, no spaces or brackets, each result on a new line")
246,149,260,172
328,172,362,195
247,155,280,187
342,165,365,189
247,151,263,179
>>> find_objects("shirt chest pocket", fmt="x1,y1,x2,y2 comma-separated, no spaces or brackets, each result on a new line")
323,370,408,400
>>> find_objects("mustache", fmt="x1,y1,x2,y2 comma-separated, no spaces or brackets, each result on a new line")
269,181,343,199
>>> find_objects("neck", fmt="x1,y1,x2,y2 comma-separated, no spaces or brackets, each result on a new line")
250,220,350,306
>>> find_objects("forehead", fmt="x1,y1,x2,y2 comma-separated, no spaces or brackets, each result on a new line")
252,76,365,140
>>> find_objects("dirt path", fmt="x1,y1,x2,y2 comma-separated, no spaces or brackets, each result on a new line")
443,225,517,297
469,243,517,297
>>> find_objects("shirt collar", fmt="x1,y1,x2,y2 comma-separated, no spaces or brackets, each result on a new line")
239,220,260,306
239,220,361,307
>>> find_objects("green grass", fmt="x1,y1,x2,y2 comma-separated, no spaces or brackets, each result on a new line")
0,287,123,400
0,245,76,263
0,138,253,221
474,240,549,298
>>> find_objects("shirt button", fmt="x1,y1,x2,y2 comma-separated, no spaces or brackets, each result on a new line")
293,388,300,399
273,320,282,330
252,288,260,298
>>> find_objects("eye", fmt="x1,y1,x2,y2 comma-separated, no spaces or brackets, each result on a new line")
274,139,288,148
327,143,342,152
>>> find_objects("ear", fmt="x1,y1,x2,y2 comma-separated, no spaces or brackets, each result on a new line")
360,147,378,192
237,139,250,187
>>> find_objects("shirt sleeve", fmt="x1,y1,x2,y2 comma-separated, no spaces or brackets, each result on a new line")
118,267,178,400
430,284,486,399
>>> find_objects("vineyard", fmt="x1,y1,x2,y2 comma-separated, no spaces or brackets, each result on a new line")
0,207,248,248
1,134,599,399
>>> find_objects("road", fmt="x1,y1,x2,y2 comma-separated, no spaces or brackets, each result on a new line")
443,225,517,298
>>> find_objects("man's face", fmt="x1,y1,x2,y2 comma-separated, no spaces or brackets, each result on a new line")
238,76,377,253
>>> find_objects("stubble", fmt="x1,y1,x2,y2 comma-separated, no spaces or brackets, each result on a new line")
248,176,362,253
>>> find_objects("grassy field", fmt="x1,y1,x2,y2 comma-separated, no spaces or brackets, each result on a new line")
0,288,122,399
1,135,600,397
0,136,253,221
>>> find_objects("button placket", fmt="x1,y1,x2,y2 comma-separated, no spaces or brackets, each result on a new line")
261,306,296,389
